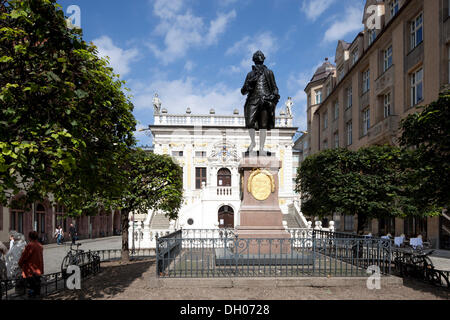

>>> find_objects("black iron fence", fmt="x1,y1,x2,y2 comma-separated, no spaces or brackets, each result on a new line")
0,247,156,300
155,231,392,278
1,251,101,300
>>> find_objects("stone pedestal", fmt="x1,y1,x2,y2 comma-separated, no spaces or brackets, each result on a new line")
235,155,291,254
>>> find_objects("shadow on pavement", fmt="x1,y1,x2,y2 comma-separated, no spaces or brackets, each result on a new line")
400,277,450,299
44,259,155,300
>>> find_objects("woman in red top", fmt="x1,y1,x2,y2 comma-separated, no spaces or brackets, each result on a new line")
18,231,44,297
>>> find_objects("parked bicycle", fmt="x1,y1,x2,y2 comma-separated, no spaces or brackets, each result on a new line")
61,243,84,272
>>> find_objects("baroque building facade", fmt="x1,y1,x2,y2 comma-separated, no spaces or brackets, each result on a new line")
298,0,450,249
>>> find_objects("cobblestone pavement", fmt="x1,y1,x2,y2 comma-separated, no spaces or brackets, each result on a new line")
43,236,121,274
46,259,449,300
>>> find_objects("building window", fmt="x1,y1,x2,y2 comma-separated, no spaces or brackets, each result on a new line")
384,93,392,118
404,217,427,239
346,121,353,146
362,69,370,94
323,140,328,150
346,86,353,109
384,45,393,72
326,84,331,96
411,68,423,106
307,94,311,107
379,217,395,236
362,108,370,136
344,215,354,231
333,101,339,120
35,204,45,234
54,204,66,231
352,48,359,65
195,151,206,158
187,218,194,226
171,151,183,157
10,210,24,234
369,29,376,46
315,90,322,104
323,112,328,129
390,0,399,18
217,168,231,187
334,132,339,148
410,12,423,51
195,167,207,189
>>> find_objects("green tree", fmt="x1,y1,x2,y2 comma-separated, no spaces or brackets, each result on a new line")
116,149,183,261
400,90,450,214
296,146,417,233
0,0,136,212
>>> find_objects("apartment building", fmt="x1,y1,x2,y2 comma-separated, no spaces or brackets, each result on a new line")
301,0,450,249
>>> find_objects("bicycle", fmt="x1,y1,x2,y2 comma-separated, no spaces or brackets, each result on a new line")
61,243,85,272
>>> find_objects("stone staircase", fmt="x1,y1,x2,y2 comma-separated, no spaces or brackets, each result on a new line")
286,202,308,228
283,212,302,228
149,212,171,229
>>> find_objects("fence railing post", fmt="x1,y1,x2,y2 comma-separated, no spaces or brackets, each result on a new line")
155,234,160,277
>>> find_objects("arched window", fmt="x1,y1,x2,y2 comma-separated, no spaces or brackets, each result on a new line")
217,168,231,187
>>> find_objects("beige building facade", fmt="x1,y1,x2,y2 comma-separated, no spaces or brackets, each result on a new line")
301,0,450,249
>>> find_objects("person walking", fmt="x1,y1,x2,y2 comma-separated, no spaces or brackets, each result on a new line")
18,231,44,298
69,223,78,245
9,232,15,252
54,226,64,245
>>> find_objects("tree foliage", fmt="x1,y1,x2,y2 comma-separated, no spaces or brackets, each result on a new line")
0,0,136,213
296,146,419,231
117,149,183,261
400,90,450,213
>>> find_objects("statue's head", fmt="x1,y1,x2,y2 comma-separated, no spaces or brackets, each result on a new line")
252,50,265,64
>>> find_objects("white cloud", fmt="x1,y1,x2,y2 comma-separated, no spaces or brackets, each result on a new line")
206,10,237,44
132,77,245,116
323,6,363,43
93,36,139,76
149,0,236,64
225,32,278,72
301,0,335,21
184,60,195,72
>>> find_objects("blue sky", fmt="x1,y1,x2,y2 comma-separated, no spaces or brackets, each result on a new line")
58,0,367,146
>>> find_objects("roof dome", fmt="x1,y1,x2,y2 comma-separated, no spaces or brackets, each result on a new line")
310,58,335,83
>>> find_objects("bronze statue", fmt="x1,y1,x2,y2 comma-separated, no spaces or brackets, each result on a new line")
241,50,280,155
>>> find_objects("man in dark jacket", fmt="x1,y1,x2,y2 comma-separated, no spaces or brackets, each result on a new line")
241,50,280,155
18,231,44,297
69,223,78,244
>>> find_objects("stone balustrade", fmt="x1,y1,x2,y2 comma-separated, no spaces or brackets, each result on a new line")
154,113,293,128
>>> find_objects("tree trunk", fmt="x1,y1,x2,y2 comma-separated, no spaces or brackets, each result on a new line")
121,210,130,262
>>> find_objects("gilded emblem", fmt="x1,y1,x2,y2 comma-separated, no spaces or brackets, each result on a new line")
247,169,275,201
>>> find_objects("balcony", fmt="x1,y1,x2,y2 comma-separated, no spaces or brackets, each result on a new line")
375,66,394,96
202,186,239,200
367,115,399,144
